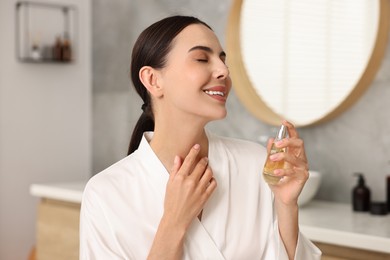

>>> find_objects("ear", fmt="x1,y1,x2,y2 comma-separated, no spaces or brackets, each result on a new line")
139,66,163,98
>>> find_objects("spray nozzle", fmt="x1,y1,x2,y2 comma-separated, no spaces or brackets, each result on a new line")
354,172,366,186
275,125,288,141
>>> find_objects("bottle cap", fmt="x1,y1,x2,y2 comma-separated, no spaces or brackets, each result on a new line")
370,202,387,215
354,173,366,186
275,125,287,141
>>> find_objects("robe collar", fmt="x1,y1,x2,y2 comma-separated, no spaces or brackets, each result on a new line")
136,131,226,260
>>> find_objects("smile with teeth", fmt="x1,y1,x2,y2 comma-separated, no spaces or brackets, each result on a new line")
204,90,225,97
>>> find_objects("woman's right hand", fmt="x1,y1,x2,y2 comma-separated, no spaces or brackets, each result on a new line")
163,144,217,230
148,144,216,260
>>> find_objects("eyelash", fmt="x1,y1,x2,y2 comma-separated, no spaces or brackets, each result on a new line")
195,57,227,65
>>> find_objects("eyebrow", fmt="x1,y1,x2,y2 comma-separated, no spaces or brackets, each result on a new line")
188,45,226,58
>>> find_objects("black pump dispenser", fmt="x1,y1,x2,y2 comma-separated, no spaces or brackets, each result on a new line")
352,173,371,212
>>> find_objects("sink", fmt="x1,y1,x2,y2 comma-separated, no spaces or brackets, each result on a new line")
298,170,322,207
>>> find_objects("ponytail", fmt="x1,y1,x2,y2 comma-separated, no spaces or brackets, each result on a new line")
128,104,154,155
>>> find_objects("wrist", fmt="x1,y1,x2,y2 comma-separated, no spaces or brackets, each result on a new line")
274,199,299,221
274,198,299,209
159,215,187,242
148,216,186,260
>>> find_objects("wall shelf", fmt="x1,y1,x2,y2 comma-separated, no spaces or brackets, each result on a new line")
15,1,77,64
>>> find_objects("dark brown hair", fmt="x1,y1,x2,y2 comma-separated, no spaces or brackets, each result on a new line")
128,15,211,155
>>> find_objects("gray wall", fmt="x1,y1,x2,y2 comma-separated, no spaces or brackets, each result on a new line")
92,0,390,203
0,0,91,258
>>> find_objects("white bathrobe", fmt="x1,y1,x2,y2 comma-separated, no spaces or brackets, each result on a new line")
80,131,321,259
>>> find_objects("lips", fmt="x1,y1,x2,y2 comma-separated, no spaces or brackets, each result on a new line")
204,90,225,97
203,86,227,102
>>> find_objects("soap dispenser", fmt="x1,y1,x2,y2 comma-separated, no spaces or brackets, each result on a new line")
352,173,371,212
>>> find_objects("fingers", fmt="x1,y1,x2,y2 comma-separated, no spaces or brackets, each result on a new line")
276,137,303,149
205,175,217,196
282,119,299,139
191,157,209,181
274,167,309,182
198,166,213,187
275,121,306,159
197,166,217,200
269,149,309,183
272,148,309,179
270,150,308,169
170,155,181,178
172,143,216,187
164,144,217,228
184,149,215,193
171,144,215,187
266,138,274,153
177,144,201,176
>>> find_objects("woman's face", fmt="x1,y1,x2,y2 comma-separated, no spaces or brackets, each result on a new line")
157,23,232,122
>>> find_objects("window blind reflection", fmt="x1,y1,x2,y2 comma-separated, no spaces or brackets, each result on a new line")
240,0,378,125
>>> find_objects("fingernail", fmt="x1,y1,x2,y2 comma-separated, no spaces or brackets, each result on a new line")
270,154,278,160
274,169,282,175
275,140,283,147
193,144,200,150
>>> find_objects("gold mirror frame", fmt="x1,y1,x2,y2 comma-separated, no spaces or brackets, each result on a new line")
226,0,390,127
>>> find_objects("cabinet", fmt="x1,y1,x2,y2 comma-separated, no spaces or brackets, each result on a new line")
30,183,390,259
36,199,80,260
33,198,390,260
315,242,390,260
30,182,85,260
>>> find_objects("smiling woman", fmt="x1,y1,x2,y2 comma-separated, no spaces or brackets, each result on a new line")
227,0,390,126
79,15,321,260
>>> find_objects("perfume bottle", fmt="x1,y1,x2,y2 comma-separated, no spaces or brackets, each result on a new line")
263,125,287,185
62,32,72,61
30,43,41,60
53,36,62,61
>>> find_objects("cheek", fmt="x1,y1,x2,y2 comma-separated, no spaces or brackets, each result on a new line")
168,65,198,85
225,77,233,95
184,61,210,78
162,63,210,98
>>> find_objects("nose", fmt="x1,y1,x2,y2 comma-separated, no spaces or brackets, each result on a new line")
213,60,229,80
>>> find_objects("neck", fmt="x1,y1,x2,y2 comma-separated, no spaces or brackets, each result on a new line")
150,117,209,172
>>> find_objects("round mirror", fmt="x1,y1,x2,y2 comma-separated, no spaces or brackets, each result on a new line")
227,0,389,126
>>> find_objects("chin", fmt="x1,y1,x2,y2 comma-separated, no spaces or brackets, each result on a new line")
209,109,227,121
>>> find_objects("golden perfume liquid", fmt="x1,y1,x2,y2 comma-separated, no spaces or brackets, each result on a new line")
262,125,287,185
263,144,285,185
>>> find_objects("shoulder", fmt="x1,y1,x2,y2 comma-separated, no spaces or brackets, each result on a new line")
83,151,144,199
209,132,267,157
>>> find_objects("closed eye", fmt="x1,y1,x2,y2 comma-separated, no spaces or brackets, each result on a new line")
196,59,208,62
220,53,226,64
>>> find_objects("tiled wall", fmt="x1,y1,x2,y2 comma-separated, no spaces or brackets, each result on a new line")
92,0,390,203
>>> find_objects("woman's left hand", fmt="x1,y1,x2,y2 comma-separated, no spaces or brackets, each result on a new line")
267,120,309,206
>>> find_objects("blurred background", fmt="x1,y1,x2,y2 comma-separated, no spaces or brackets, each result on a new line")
1,0,389,259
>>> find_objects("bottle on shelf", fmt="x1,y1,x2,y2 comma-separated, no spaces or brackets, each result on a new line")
52,36,63,61
352,173,371,212
61,32,72,61
30,43,41,60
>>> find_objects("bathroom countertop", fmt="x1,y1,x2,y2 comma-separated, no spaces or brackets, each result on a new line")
30,181,86,204
299,200,390,253
30,181,390,253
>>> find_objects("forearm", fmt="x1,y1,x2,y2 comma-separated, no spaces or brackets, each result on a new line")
275,199,299,260
147,216,186,260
